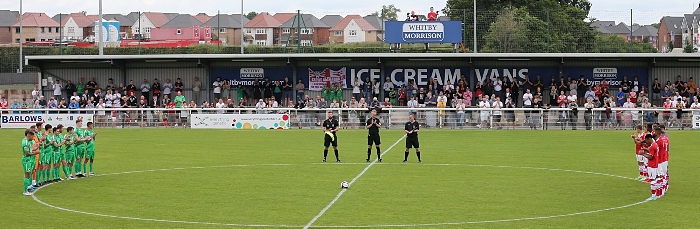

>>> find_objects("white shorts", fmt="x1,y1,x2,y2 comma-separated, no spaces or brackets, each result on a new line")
480,113,489,121
647,167,662,178
635,155,648,164
659,161,668,176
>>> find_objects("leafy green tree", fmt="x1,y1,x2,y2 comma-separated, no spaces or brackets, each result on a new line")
684,37,696,53
245,12,258,20
371,5,401,21
482,9,528,52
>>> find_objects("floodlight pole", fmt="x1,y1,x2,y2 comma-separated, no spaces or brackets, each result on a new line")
98,0,104,55
473,0,477,53
19,0,23,73
240,0,244,54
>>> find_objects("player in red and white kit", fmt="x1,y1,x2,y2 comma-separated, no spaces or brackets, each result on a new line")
641,133,661,201
655,127,670,198
631,125,647,181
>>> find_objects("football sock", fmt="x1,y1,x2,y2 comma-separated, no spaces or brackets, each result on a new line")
62,165,70,178
376,147,381,159
32,171,37,183
323,150,328,160
638,165,644,176
37,169,43,183
334,150,339,160
89,163,93,173
75,162,81,174
366,148,371,160
83,162,87,174
404,151,409,161
24,177,30,192
416,151,421,161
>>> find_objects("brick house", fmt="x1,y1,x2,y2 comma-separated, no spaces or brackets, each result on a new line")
202,14,249,45
0,10,19,44
658,16,683,52
278,14,330,46
329,15,381,43
11,13,61,43
150,14,210,42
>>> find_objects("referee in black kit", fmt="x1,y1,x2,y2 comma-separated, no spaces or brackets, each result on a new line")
404,113,421,163
366,109,382,162
322,111,340,163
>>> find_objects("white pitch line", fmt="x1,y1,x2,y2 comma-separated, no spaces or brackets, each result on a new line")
303,134,407,229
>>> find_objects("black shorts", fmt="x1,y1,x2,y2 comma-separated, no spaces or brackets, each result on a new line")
493,115,502,122
405,137,419,149
324,134,338,147
368,134,381,146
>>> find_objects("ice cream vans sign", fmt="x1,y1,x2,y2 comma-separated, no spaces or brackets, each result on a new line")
402,23,444,42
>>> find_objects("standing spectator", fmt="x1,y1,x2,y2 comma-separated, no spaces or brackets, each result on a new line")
520,75,533,93
690,97,700,116
223,79,232,100
389,88,398,106
569,79,578,99
152,79,161,99
407,80,417,101
455,98,466,128
478,95,491,129
504,97,516,129
162,78,173,102
352,77,362,101
567,91,577,106
192,77,202,104
623,98,635,129
549,82,558,106
174,78,184,95
273,81,283,103
493,77,503,100
584,98,594,130
213,77,223,100
427,7,437,21
106,78,116,90
492,96,503,129
523,89,533,124
151,95,160,108
584,87,595,104
511,78,520,106
372,79,381,99
253,78,263,101
174,91,186,109
362,77,372,101
688,77,697,99
180,100,190,128
632,76,640,93
237,84,247,106
86,77,98,95
1,97,9,113
140,79,151,99
616,88,625,107
577,76,587,105
629,90,638,104
651,78,661,106
295,79,305,103
76,77,86,96
263,77,274,101
568,100,578,130
31,85,41,102
126,80,137,96
53,80,64,101
283,77,293,106
398,85,407,106
437,94,447,128
637,92,648,107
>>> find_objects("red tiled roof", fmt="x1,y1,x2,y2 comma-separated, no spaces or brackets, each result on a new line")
143,12,170,27
272,13,296,24
194,13,211,23
61,13,99,27
329,15,377,31
244,12,282,28
13,12,60,27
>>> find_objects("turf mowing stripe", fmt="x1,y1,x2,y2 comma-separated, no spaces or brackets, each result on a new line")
303,134,407,229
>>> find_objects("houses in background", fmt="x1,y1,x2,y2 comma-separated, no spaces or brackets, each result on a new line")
202,14,248,46
11,12,60,43
591,21,659,50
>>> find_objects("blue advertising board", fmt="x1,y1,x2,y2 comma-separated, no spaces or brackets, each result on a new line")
210,68,293,86
564,67,649,88
385,21,463,44
474,67,560,87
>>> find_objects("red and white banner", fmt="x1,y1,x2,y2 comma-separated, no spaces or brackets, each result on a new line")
308,67,347,91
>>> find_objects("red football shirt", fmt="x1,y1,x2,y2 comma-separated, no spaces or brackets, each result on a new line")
427,12,437,21
657,136,669,163
635,133,645,154
647,142,660,168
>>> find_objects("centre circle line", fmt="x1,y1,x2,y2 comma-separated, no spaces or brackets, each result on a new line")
30,159,648,228
303,135,407,229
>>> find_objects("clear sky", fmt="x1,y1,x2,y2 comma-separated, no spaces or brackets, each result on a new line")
0,0,696,25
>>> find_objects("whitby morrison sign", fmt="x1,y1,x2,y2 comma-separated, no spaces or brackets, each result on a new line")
385,21,463,44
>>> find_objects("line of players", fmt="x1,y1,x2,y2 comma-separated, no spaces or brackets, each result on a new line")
632,123,669,201
321,110,421,163
20,120,97,196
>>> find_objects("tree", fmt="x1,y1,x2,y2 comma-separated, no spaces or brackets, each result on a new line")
651,23,660,29
443,0,597,53
683,37,696,53
245,12,258,20
371,4,401,21
482,9,528,53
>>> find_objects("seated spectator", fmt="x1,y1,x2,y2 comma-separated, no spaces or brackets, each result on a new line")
1,97,9,113
33,100,42,114
68,98,80,114
255,99,266,114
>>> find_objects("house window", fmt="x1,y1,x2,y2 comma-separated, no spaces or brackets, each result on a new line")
15,38,20,43
301,40,312,46
41,27,45,33
176,29,181,34
144,27,151,33
283,28,291,34
245,28,252,34
219,28,227,33
255,28,266,34
333,31,342,36
15,27,19,33
40,39,45,42
301,28,313,34
67,27,75,34
135,28,140,33
48,27,52,33
255,40,267,45
56,27,60,32
349,30,357,36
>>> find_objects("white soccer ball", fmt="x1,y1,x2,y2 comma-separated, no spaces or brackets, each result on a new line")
340,181,349,189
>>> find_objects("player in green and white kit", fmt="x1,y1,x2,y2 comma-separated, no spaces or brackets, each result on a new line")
74,120,87,177
22,129,40,195
83,122,97,176
64,127,77,179
38,124,53,185
51,126,67,181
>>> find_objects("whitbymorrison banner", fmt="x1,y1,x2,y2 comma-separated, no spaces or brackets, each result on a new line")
190,114,290,129
1,114,94,129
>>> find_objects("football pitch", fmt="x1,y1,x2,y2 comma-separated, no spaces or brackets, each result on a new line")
1,128,698,228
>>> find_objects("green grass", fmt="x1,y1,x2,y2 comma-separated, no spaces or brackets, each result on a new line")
0,129,698,228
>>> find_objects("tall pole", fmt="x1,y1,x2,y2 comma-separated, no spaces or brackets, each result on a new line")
296,10,301,53
629,9,633,53
59,14,62,55
473,0,477,53
217,10,220,53
138,11,141,54
98,0,104,55
240,0,244,54
18,0,23,73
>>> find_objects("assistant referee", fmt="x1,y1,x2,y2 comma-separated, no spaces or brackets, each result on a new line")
366,109,382,162
404,113,421,163
322,111,340,163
